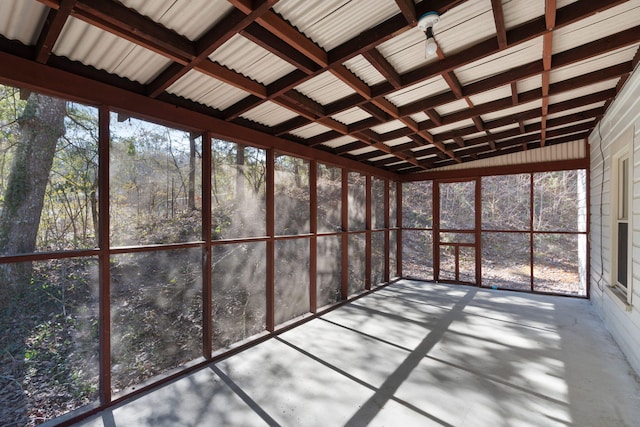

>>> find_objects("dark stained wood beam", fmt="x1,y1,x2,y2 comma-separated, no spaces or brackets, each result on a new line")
346,117,383,134
328,0,466,64
225,0,466,116
399,28,638,119
360,102,392,122
147,1,277,97
362,48,402,89
198,61,267,98
331,65,371,98
241,23,321,74
395,0,418,26
35,0,76,64
491,0,508,49
256,11,328,67
436,87,614,133
71,0,194,63
540,0,556,146
373,0,630,100
425,109,443,126
442,70,464,98
510,82,519,105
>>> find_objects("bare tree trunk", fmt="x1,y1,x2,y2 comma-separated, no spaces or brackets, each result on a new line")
0,93,65,294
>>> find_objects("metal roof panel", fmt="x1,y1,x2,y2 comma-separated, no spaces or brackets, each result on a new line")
321,135,358,148
371,120,406,134
0,0,47,45
241,101,299,127
434,98,470,116
431,118,476,134
167,69,248,111
295,71,356,105
119,0,233,41
480,99,542,121
290,122,333,139
54,17,172,84
209,34,297,85
343,55,387,86
331,107,372,125
552,0,640,55
550,46,638,84
274,0,400,51
376,25,439,74
384,76,450,107
468,84,512,106
435,0,496,56
456,36,543,85
502,0,544,30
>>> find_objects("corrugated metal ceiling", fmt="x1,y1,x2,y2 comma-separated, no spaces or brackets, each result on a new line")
0,0,637,174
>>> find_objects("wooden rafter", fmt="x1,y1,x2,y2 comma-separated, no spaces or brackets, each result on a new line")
540,0,556,146
22,0,638,173
35,0,76,64
491,0,508,49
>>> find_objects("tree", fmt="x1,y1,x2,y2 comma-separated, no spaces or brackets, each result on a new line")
0,93,65,294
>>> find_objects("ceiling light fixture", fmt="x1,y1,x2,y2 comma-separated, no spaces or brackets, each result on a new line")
417,12,440,57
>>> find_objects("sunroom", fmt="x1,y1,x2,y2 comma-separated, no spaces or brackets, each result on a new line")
0,0,639,426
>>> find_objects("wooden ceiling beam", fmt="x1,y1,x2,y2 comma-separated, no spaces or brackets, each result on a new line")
425,109,443,126
441,71,464,98
355,150,389,162
305,130,343,147
360,102,392,122
256,11,328,67
241,24,320,74
147,1,276,97
491,0,508,49
362,48,403,89
400,30,636,120
540,0,556,146
223,95,264,121
328,0,466,64
198,60,267,98
453,127,591,159
434,105,604,143
224,0,631,149
372,0,630,100
395,0,418,26
438,87,613,133
278,90,325,118
510,82,519,105
35,0,76,64
70,0,195,63
331,65,371,98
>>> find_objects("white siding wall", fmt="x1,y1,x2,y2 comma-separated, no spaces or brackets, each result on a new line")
589,63,640,376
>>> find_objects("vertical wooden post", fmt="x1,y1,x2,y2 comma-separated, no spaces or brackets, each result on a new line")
341,169,349,299
384,179,390,282
475,177,482,286
585,146,591,299
266,149,275,331
309,160,318,312
365,175,372,290
98,106,111,405
396,181,403,278
202,132,212,359
433,181,440,282
529,173,535,292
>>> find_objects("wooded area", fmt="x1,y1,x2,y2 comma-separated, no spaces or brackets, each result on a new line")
0,84,586,425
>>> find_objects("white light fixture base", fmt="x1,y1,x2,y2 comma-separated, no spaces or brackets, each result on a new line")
417,12,440,31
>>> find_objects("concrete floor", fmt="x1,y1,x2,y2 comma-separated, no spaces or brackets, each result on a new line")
74,280,640,427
